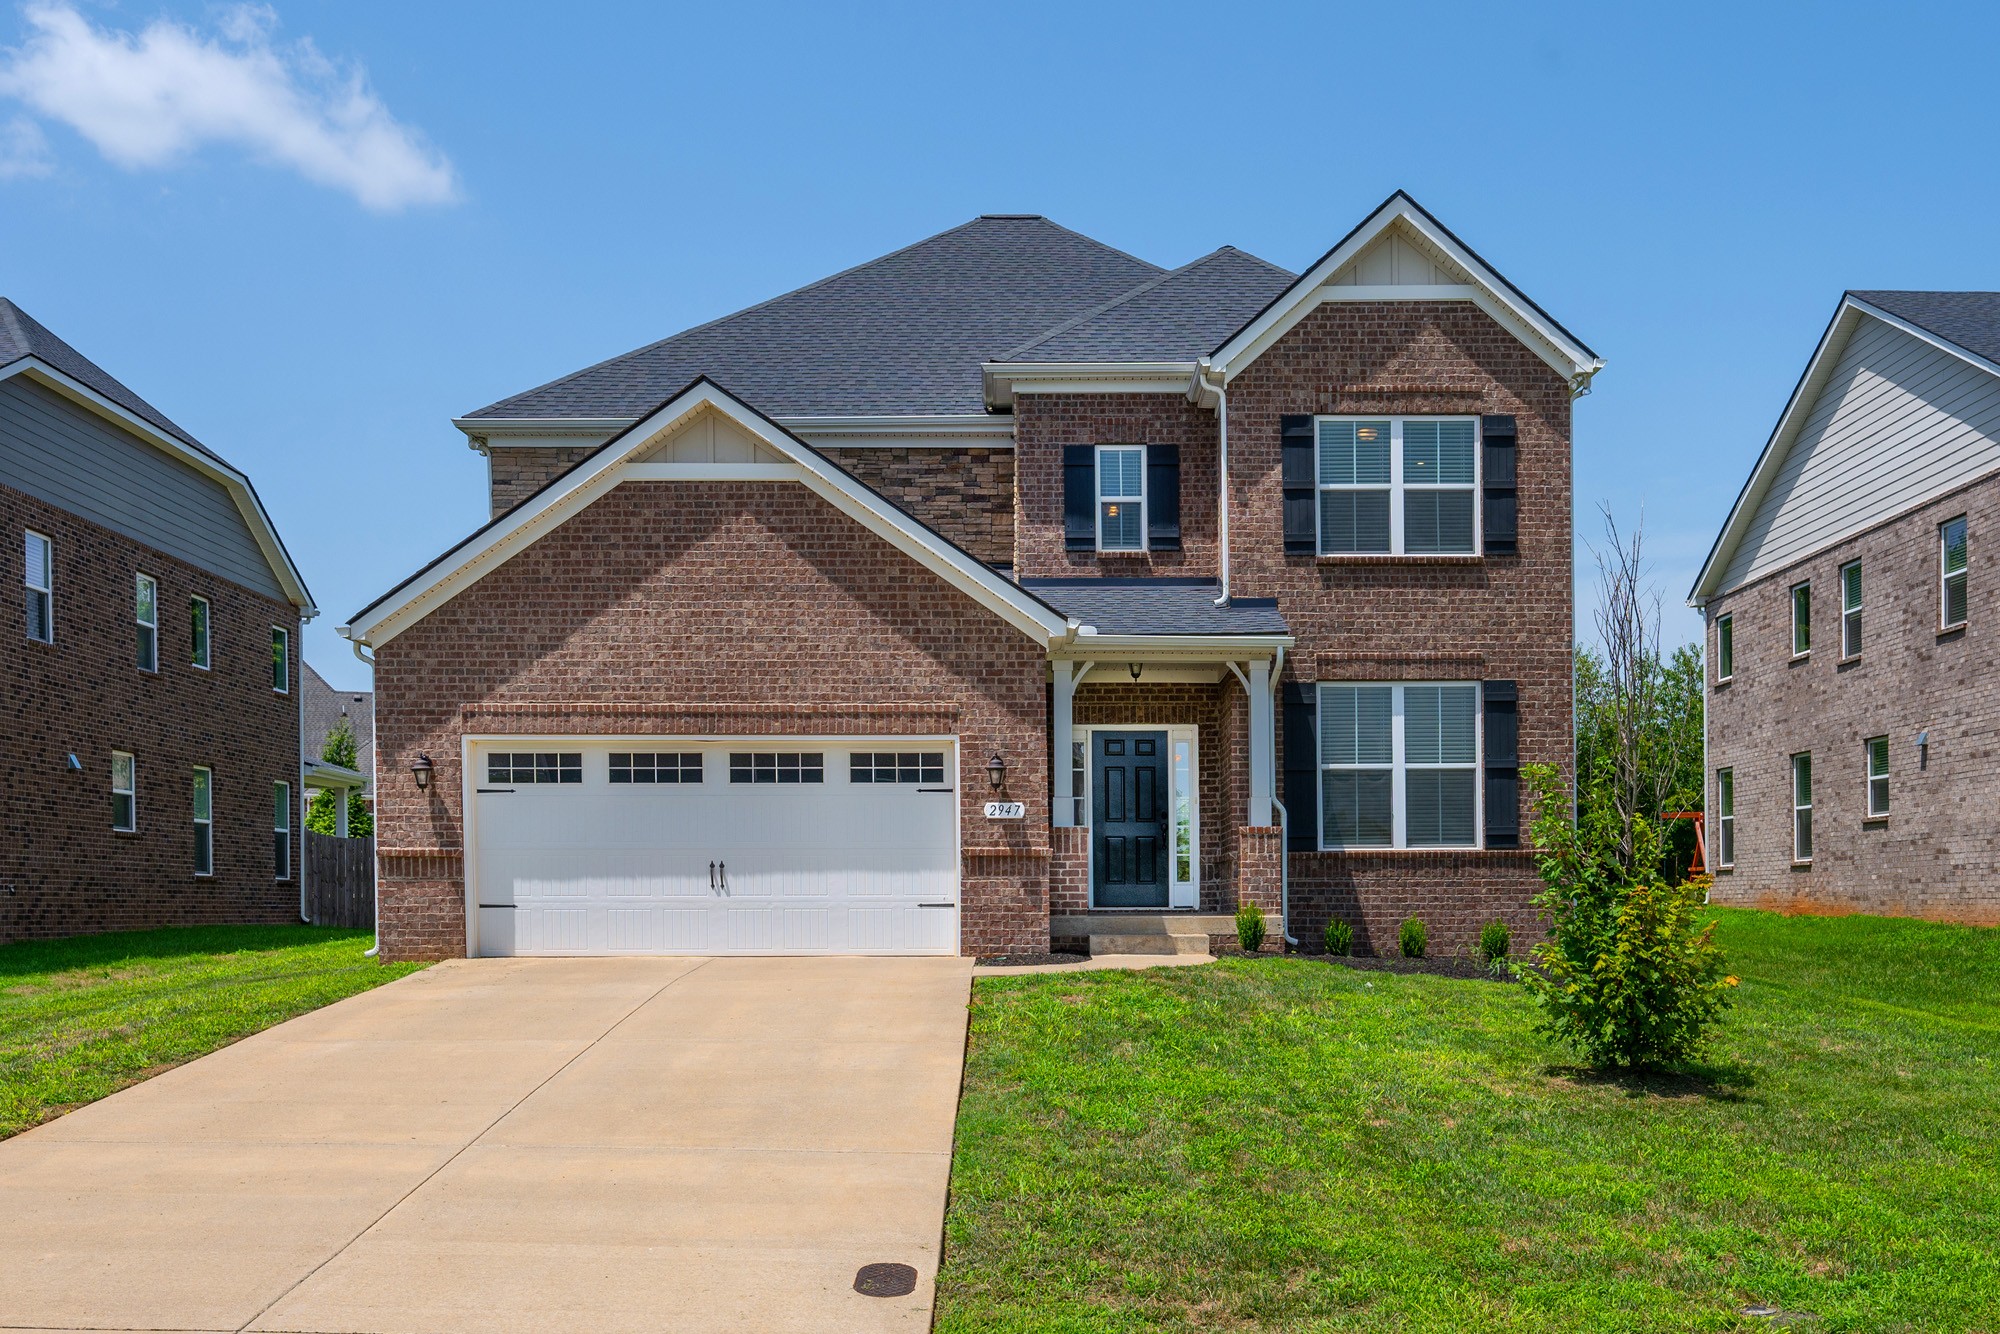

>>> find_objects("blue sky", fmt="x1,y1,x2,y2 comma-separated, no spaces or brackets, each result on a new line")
4,0,1998,691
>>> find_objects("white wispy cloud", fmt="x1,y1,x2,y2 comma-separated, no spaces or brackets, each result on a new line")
0,111,48,176
0,2,458,210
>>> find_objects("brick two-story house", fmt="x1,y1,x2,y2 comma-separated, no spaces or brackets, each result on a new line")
1693,291,2000,925
3,299,316,942
343,193,1601,961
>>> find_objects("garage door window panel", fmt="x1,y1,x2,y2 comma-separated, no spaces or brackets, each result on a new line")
610,752,702,783
488,752,583,784
731,752,824,784
851,752,947,784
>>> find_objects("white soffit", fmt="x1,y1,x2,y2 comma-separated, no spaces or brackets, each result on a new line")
1208,193,1603,393
0,357,317,616
342,378,1068,648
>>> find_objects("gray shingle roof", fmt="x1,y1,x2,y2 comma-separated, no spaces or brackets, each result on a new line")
0,297,218,459
996,247,1296,363
1022,578,1290,636
1851,291,2000,368
465,217,1166,421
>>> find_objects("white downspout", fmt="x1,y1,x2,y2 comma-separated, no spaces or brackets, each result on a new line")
1197,362,1231,606
351,639,381,958
1268,646,1296,946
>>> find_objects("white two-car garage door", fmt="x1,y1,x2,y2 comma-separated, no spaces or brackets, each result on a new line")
469,739,959,956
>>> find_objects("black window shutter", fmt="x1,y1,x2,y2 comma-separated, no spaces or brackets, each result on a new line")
1282,415,1316,554
1064,445,1095,551
1482,415,1518,556
1147,444,1181,551
1282,681,1319,851
1484,679,1520,848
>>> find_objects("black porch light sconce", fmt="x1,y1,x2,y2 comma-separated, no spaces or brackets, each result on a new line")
411,753,435,792
986,752,1007,790
1129,661,1143,681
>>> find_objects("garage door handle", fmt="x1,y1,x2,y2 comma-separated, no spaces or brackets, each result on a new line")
709,860,715,892
719,861,728,894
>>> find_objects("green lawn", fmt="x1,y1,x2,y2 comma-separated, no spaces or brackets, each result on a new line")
938,909,2000,1333
0,924,424,1139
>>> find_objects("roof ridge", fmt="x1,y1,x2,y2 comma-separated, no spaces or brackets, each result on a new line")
0,297,33,361
994,245,1294,362
464,216,1165,420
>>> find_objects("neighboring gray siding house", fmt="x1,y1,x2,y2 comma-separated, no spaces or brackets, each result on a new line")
1692,291,2000,926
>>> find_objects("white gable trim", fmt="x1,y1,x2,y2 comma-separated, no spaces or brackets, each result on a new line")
341,378,1070,649
1690,296,2000,605
1207,193,1603,394
0,357,316,616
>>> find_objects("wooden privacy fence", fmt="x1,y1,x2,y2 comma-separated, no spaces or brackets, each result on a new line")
304,833,376,929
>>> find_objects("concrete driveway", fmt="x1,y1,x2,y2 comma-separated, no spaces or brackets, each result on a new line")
0,955,972,1333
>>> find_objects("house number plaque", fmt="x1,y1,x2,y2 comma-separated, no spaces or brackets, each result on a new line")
983,801,1026,819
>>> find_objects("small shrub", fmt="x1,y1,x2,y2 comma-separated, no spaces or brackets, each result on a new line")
1234,902,1266,954
1399,917,1427,959
1479,920,1511,964
1324,918,1354,956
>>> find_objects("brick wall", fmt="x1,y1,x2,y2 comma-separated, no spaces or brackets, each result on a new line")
372,480,1051,960
1,482,302,942
488,445,600,516
1013,393,1219,578
1706,470,2000,925
1227,301,1575,958
821,448,1014,566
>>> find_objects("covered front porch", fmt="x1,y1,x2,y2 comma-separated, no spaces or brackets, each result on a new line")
1028,578,1292,954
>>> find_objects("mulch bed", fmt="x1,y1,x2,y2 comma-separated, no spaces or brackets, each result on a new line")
974,952,1091,968
1218,949,1518,982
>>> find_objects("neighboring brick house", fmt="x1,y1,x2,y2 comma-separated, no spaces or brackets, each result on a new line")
344,193,1601,962
1,299,316,943
1692,291,2000,926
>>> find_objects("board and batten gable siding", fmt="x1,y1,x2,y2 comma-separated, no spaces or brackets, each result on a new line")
0,375,285,600
1719,315,2000,593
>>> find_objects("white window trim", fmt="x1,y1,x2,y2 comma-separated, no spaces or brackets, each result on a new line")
1840,561,1862,659
271,625,290,694
274,781,292,881
1791,752,1813,865
1715,767,1734,870
191,595,211,671
136,573,159,674
112,750,136,833
1790,581,1811,659
25,529,52,644
1941,516,1968,630
1316,680,1484,851
1094,444,1147,553
1314,415,1481,557
1865,737,1889,820
1068,723,1200,909
1715,612,1733,683
193,766,214,878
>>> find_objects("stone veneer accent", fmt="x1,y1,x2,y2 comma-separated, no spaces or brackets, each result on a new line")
821,448,1015,566
1,482,303,942
488,445,601,516
1705,468,2000,925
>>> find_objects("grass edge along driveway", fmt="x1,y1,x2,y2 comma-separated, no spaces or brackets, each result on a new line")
1,924,424,1139
937,909,2000,1334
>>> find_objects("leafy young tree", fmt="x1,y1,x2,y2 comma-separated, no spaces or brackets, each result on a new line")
305,718,373,837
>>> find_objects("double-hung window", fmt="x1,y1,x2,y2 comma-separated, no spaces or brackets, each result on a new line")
1318,681,1479,849
112,752,136,832
273,782,291,880
1716,613,1733,682
192,767,214,877
271,626,290,693
1316,417,1476,555
1791,753,1813,864
191,596,211,670
1096,446,1145,551
1866,737,1889,818
25,530,52,642
136,574,159,672
1790,582,1811,657
1840,562,1862,658
1942,516,1968,629
1715,768,1734,869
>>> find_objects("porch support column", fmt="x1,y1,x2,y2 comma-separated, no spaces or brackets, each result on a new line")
335,783,350,837
1051,660,1078,827
1246,657,1273,826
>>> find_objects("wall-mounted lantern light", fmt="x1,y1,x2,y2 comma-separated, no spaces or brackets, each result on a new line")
986,752,1007,790
411,753,434,792
1128,661,1143,681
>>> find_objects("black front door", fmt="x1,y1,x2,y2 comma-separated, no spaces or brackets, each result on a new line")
1092,730,1170,908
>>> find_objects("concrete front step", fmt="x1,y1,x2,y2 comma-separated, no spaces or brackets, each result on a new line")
1054,911,1277,959
1087,930,1211,957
